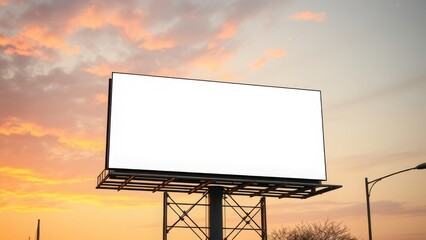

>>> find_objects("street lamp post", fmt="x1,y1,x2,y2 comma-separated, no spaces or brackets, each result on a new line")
365,162,426,240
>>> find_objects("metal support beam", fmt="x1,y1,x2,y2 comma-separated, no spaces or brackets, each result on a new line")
117,176,134,191
189,180,215,194
162,188,268,240
227,182,253,194
209,186,223,240
154,178,175,193
260,197,267,240
251,185,279,197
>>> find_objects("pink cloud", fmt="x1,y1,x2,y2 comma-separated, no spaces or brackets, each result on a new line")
0,26,79,60
289,11,327,23
250,48,286,69
139,37,176,51
188,47,234,72
0,0,7,6
207,22,239,50
83,63,129,77
264,48,286,58
216,22,238,40
67,3,149,41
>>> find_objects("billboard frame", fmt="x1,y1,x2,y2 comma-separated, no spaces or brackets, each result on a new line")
104,72,330,183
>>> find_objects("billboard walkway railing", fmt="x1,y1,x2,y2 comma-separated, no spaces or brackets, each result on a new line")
97,169,341,199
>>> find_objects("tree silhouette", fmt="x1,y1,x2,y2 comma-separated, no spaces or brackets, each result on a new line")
269,219,358,240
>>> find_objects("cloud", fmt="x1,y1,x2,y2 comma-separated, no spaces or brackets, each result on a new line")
268,200,426,224
0,26,79,60
94,93,108,105
289,11,327,23
0,33,52,60
188,46,234,72
139,37,176,51
216,22,238,40
332,150,426,173
327,77,426,112
0,116,103,152
251,48,286,69
66,2,149,42
0,167,91,185
0,189,158,212
83,63,129,77
0,116,63,137
0,0,7,6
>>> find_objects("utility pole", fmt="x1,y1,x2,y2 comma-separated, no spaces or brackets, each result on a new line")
36,219,40,240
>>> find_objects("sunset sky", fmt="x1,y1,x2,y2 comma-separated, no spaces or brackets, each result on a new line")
1,0,426,239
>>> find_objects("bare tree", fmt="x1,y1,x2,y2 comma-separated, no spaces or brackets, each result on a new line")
269,219,358,240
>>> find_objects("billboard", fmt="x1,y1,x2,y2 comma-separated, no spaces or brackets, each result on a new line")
106,72,327,181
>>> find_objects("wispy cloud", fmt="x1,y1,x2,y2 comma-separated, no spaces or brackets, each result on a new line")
83,63,129,77
0,116,103,152
0,116,63,137
66,2,149,42
0,189,158,212
289,11,327,23
251,48,286,69
268,200,426,224
0,26,79,60
327,77,426,112
0,167,91,185
139,37,176,51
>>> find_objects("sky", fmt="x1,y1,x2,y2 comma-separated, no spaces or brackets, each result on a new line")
0,0,425,239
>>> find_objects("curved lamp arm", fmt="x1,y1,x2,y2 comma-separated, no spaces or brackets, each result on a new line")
367,162,426,197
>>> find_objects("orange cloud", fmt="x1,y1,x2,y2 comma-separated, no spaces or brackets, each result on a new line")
0,116,103,152
94,93,108,105
0,189,157,212
84,64,113,77
264,48,286,58
139,38,175,51
21,26,79,55
189,47,233,72
0,167,91,185
151,67,180,77
58,136,104,152
0,34,52,60
251,57,267,69
289,11,327,23
0,205,66,212
208,22,239,49
216,22,238,40
0,27,79,60
83,63,128,77
68,3,149,41
0,0,7,6
250,48,286,69
0,116,63,137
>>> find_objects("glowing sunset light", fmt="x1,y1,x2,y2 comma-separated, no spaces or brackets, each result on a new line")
0,1,425,240
289,11,327,23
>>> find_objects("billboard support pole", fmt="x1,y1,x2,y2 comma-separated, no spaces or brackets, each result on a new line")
209,186,223,240
261,197,267,240
163,192,168,240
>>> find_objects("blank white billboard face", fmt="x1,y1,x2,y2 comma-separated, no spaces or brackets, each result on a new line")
107,73,327,180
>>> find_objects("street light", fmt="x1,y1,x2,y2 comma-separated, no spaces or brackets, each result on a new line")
365,162,426,240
